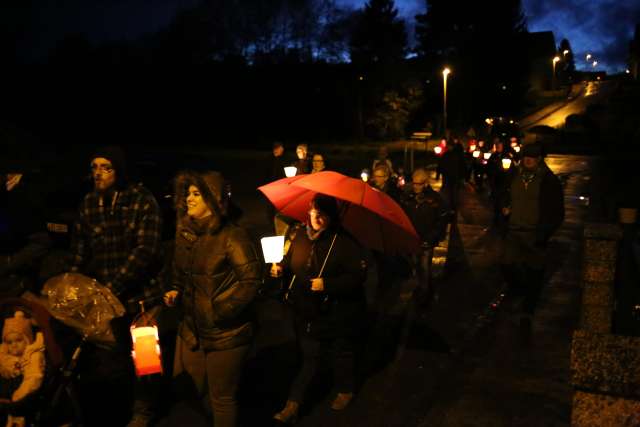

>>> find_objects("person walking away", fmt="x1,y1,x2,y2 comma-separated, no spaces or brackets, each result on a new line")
437,141,467,212
70,146,163,427
164,171,261,427
270,195,367,423
499,143,564,338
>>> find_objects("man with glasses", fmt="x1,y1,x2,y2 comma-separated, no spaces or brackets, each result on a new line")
370,164,400,201
71,145,163,427
400,168,448,306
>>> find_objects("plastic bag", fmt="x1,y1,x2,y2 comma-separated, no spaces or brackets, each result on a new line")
40,272,125,345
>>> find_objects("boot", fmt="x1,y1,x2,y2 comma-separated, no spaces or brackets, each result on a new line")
273,400,299,424
330,392,354,411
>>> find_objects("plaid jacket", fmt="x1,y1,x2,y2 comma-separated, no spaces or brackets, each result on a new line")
71,183,162,299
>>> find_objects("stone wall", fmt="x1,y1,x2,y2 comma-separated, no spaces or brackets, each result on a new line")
570,223,640,426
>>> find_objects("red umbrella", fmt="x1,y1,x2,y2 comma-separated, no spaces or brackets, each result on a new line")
258,171,420,255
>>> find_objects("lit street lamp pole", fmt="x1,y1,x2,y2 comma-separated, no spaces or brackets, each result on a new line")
442,67,451,135
552,56,560,90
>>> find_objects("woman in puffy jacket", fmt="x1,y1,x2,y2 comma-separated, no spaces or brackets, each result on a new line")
163,170,261,427
271,194,367,424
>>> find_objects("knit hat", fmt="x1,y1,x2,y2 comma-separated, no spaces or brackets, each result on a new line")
521,143,543,158
311,194,340,225
2,311,33,344
91,145,129,187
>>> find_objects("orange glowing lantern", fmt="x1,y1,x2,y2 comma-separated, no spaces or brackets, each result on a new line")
130,309,163,377
469,144,477,152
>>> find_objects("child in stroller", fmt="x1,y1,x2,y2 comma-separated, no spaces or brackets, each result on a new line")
0,310,45,427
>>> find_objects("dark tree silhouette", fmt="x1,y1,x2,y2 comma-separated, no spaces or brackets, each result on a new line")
558,38,576,84
349,0,407,66
415,0,529,125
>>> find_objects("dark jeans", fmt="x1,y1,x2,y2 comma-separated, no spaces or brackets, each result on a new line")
173,335,249,427
288,327,357,404
501,263,545,315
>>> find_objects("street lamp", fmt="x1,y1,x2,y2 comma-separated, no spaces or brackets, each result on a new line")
563,49,569,56
442,67,451,134
586,53,592,61
592,60,598,68
552,56,560,90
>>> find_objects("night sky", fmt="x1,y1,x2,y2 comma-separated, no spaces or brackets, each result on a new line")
338,0,640,73
7,0,640,73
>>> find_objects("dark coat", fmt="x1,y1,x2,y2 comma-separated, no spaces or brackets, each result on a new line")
437,145,467,185
500,162,564,244
284,226,367,339
400,186,448,246
172,171,262,351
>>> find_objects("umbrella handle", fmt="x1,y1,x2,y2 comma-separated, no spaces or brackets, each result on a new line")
317,233,338,278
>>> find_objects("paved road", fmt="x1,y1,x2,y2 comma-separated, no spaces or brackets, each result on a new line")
520,81,616,131
153,150,596,426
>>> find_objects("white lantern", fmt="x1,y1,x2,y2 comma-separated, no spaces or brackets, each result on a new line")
284,166,297,177
501,158,512,170
513,145,521,153
483,152,491,160
472,150,481,158
260,236,285,263
360,170,369,182
434,146,443,155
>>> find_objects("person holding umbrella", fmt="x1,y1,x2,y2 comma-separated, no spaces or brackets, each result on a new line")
271,194,368,423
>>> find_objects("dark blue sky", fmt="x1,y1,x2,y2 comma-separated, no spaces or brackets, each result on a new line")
8,0,639,73
339,0,640,73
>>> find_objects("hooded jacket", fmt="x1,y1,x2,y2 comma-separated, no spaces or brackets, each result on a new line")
172,171,261,351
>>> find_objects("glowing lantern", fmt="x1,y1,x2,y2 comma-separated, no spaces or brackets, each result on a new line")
501,158,512,170
469,144,477,152
513,145,521,153
284,166,297,177
260,236,285,264
131,325,162,377
434,146,443,155
360,169,369,182
483,152,491,160
472,150,481,158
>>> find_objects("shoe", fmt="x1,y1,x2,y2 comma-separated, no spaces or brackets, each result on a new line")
330,392,354,411
273,400,299,424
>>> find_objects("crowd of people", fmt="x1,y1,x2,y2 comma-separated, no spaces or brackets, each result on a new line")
0,135,563,426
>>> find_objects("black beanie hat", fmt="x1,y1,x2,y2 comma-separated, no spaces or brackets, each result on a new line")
91,145,128,187
521,143,544,158
311,194,340,225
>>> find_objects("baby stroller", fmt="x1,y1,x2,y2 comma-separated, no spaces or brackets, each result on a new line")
0,296,83,427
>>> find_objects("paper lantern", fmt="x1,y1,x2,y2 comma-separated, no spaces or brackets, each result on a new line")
261,236,285,264
513,145,521,153
483,152,491,160
434,146,443,155
284,166,297,177
131,325,163,377
360,170,369,182
501,158,512,170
